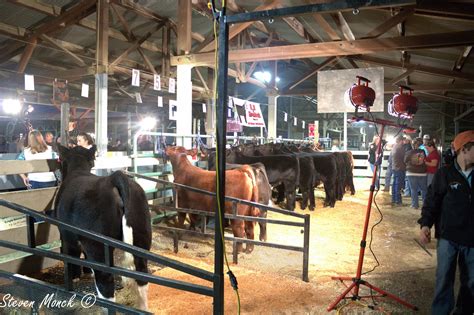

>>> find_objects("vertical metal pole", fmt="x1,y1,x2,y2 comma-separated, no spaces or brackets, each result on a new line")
302,214,310,282
343,111,348,151
214,10,228,315
26,216,36,248
60,103,70,146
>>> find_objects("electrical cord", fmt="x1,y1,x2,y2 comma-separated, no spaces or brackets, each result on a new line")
211,1,241,314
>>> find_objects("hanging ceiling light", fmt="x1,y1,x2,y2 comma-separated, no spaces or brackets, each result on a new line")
387,85,418,120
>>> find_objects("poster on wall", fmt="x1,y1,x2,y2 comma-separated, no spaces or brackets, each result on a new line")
308,123,315,137
131,69,140,87
169,100,177,120
228,96,265,128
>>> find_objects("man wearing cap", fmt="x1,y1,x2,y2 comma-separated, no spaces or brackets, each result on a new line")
418,130,474,315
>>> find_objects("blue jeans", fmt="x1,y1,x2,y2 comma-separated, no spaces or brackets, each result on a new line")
404,177,411,196
433,238,474,315
30,181,57,189
391,170,405,204
369,163,380,190
407,175,427,208
384,164,392,190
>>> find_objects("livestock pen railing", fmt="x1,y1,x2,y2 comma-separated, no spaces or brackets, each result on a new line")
0,199,216,314
126,171,311,282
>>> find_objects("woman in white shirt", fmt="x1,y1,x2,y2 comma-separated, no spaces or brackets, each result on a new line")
20,130,57,189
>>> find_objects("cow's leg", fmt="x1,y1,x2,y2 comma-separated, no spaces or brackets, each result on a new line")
133,256,149,310
176,212,186,228
285,183,296,211
83,242,116,302
275,184,285,204
244,219,255,253
60,232,82,281
309,186,316,211
230,220,245,253
300,189,309,210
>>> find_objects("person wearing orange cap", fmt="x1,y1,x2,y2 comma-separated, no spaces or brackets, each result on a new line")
418,130,474,315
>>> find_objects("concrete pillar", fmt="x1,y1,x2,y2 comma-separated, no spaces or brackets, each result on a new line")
176,64,193,147
267,95,278,139
60,103,69,146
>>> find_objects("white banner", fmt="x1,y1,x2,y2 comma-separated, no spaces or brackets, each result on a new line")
24,74,35,91
81,83,89,98
157,96,163,107
153,74,161,90
132,69,140,87
169,100,177,120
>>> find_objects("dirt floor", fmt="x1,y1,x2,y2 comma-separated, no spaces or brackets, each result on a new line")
145,178,438,314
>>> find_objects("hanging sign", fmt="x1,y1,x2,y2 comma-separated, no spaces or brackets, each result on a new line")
284,112,288,122
135,92,142,103
227,119,243,132
202,103,207,113
132,69,140,87
153,74,161,90
157,96,163,107
302,121,305,129
169,100,177,120
25,74,35,91
294,117,297,126
168,78,176,93
81,83,89,98
308,123,315,137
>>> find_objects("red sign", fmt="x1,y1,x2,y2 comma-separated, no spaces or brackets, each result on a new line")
308,123,315,137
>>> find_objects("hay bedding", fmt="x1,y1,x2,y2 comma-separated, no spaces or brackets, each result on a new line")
32,178,438,313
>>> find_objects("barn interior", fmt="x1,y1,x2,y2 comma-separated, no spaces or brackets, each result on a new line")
0,0,473,314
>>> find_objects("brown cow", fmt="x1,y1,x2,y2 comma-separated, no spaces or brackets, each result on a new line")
165,146,259,253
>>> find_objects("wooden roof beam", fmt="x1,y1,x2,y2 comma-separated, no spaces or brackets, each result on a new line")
40,35,86,67
352,55,474,82
197,0,279,53
331,12,355,41
172,30,474,66
364,7,415,38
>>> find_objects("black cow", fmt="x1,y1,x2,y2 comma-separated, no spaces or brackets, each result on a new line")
54,145,151,310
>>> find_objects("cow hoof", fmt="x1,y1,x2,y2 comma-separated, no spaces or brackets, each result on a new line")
309,206,315,211
245,245,254,253
259,235,267,242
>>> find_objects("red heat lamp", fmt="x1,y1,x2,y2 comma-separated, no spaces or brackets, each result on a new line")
344,76,376,116
388,85,418,120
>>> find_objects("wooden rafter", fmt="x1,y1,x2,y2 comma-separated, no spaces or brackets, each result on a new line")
177,0,192,55
283,57,338,91
312,13,341,41
172,30,474,66
364,7,415,38
197,0,279,53
40,35,87,67
352,55,474,82
331,12,355,41
388,68,416,85
17,38,37,73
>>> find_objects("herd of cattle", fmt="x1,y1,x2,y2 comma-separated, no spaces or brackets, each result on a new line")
164,143,355,252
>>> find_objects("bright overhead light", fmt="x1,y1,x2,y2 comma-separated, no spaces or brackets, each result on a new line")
253,71,272,83
140,116,157,130
2,99,22,115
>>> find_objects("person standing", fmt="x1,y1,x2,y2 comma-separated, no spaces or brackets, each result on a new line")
384,144,393,192
418,130,474,315
368,136,382,190
404,138,427,209
76,132,94,149
391,135,406,206
425,140,441,187
403,136,413,197
19,130,57,189
443,141,455,167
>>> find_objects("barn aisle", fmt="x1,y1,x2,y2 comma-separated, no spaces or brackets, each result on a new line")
147,178,438,314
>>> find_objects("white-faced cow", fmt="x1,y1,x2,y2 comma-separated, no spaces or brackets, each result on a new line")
54,145,151,310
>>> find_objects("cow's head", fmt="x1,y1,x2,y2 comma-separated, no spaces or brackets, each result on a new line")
57,144,97,180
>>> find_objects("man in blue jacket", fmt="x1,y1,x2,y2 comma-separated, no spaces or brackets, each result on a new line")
418,130,474,315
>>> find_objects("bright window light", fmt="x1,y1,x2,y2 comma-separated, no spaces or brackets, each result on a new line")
140,117,157,130
2,99,22,115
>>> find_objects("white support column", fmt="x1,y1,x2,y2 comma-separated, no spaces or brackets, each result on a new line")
343,111,348,151
267,95,278,139
176,64,193,148
95,74,108,156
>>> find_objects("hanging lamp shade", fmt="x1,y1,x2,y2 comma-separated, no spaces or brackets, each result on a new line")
388,86,418,119
344,76,376,111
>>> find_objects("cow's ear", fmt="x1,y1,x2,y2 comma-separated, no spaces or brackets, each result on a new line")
88,145,97,159
57,144,69,159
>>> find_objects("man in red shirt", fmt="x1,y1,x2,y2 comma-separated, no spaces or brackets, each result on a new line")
425,140,440,187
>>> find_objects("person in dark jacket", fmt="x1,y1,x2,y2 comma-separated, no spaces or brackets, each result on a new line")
391,135,406,205
418,130,474,315
404,138,427,209
368,136,382,190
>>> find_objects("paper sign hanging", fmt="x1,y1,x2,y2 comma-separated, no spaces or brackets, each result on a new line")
157,96,163,107
244,100,266,127
81,83,89,98
294,117,297,126
202,103,207,113
153,74,161,91
169,100,177,120
25,74,35,91
228,108,232,118
135,92,142,103
302,121,305,129
132,69,140,87
168,78,176,93
284,112,288,122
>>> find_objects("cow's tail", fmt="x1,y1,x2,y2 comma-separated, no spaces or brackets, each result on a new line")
111,171,135,270
240,165,259,217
